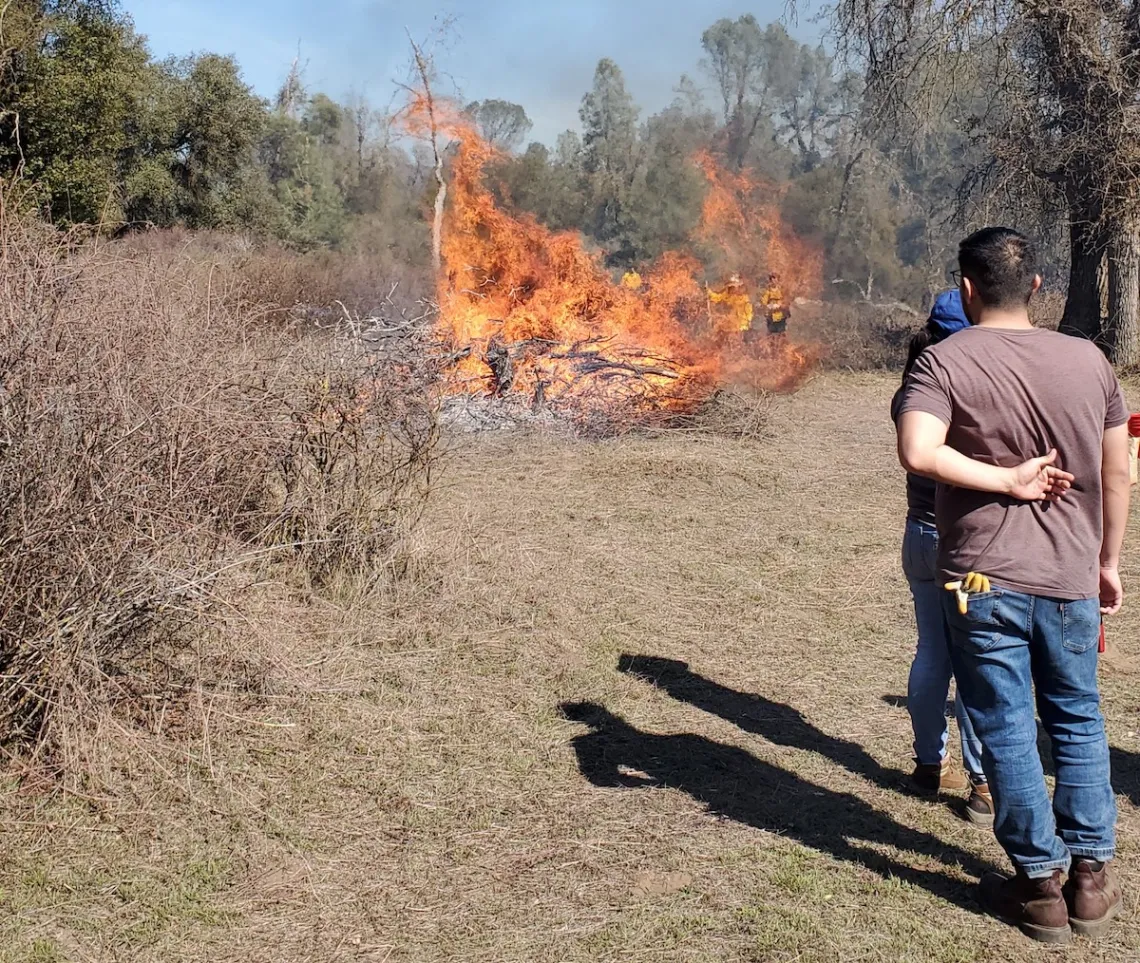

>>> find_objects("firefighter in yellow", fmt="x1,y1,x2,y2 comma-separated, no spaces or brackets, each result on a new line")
760,272,789,336
708,274,754,342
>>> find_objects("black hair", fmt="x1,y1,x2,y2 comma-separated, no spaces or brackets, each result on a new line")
901,324,937,384
958,227,1039,309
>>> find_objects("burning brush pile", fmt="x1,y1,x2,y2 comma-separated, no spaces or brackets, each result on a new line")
414,105,820,436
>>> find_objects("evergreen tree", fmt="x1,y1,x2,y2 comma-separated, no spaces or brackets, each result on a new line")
579,58,640,250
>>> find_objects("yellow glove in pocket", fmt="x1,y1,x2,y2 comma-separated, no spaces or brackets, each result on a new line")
944,572,992,615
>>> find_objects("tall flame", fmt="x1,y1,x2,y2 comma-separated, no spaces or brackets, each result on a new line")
696,150,824,301
407,97,819,430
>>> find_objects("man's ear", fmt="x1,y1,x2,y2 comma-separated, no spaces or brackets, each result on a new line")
1031,274,1043,295
960,277,979,322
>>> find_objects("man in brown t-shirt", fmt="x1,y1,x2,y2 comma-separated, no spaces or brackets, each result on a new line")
897,227,1131,944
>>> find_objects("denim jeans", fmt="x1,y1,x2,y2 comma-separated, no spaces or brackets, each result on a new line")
902,518,984,779
944,586,1116,876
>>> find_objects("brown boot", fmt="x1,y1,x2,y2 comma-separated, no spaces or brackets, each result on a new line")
1063,859,1123,939
911,757,969,794
966,781,995,829
980,869,1072,944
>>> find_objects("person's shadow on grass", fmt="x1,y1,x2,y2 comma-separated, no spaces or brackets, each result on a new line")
561,700,996,912
1110,747,1140,807
619,655,909,792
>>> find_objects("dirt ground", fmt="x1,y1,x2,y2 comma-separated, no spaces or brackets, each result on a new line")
3,371,1140,962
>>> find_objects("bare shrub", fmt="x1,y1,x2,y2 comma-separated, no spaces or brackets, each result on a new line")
799,291,1067,373
256,324,440,589
116,230,435,324
795,301,922,371
231,246,434,323
0,202,438,750
668,388,774,440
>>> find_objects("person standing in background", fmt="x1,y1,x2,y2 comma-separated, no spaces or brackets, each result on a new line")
760,272,789,336
892,290,990,824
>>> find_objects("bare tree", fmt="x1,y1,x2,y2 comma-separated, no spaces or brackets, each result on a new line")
345,91,386,178
701,16,780,170
830,0,1140,363
404,31,447,277
275,50,306,119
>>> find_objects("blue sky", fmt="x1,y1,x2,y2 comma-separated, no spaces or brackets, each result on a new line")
123,1,820,145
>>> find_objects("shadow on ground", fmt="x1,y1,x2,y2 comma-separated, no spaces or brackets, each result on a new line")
881,693,955,719
561,699,996,913
619,655,909,792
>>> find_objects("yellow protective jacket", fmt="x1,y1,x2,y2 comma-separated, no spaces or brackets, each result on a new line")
759,285,785,307
709,288,754,332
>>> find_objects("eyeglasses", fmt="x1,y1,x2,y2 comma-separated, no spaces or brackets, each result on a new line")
949,269,963,285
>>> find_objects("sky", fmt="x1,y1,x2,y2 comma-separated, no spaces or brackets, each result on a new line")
123,1,822,146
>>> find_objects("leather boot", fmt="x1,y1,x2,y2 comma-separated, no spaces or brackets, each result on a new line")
911,757,969,794
980,869,1071,944
965,782,994,828
1063,858,1123,938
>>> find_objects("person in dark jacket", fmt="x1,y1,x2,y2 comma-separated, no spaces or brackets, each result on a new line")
891,290,990,823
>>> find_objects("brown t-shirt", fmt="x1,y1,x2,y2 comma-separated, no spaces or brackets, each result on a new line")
899,326,1128,599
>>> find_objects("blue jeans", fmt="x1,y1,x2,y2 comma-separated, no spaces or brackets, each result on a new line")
902,519,984,778
944,587,1116,876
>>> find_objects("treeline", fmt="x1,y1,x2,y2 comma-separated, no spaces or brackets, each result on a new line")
2,2,1008,305
0,0,428,261
473,18,986,305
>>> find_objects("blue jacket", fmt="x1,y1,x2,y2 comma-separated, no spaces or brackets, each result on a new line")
927,289,970,341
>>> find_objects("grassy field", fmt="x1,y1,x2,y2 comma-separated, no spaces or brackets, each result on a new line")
2,371,1139,962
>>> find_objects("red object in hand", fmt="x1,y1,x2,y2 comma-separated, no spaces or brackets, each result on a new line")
1099,621,1106,654
1128,413,1140,437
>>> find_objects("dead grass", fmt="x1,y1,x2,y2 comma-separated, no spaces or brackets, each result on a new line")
116,228,434,322
2,372,1139,961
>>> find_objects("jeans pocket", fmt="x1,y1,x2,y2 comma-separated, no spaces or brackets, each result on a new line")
945,591,1004,653
902,522,937,582
1062,599,1100,654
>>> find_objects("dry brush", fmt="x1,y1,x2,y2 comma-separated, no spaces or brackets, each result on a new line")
0,194,439,755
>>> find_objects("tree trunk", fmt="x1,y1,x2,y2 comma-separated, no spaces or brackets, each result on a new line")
1097,251,1109,320
1060,216,1105,340
1105,219,1140,366
431,163,446,277
409,35,446,278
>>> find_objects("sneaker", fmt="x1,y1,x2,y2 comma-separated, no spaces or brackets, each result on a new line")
1063,858,1123,939
911,757,969,794
980,869,1072,944
966,781,995,828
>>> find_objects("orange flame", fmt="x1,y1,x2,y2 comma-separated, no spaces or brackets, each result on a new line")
695,151,823,302
404,98,819,430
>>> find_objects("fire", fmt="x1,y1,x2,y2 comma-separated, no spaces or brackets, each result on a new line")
405,97,819,431
695,151,824,301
